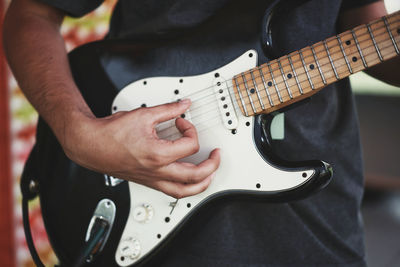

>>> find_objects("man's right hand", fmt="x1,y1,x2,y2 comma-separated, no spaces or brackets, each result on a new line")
64,99,220,199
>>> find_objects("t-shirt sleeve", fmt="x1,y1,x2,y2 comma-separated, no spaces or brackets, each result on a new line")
341,0,381,10
37,0,105,17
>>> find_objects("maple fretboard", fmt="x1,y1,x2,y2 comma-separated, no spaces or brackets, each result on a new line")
233,11,400,116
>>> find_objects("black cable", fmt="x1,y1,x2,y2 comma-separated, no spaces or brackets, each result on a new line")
23,196,109,267
22,197,46,267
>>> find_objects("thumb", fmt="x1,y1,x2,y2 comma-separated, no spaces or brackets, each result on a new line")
148,99,191,124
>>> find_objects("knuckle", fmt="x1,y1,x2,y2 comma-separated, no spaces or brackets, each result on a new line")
185,176,198,184
190,141,200,154
186,170,204,184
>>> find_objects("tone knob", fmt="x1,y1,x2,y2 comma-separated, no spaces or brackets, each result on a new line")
119,237,141,260
133,203,154,223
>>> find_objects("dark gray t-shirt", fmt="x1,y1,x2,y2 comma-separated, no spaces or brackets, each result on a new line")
39,0,379,266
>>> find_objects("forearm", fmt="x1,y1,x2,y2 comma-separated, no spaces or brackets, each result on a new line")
3,0,94,148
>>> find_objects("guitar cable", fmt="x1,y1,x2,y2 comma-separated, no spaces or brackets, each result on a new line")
22,197,46,267
22,196,110,267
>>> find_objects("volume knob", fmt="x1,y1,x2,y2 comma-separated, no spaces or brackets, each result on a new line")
119,237,141,260
133,203,154,223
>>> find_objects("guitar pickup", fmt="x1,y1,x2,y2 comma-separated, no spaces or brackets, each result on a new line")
214,77,238,130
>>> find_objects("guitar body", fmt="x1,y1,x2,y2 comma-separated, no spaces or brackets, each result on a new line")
23,40,331,267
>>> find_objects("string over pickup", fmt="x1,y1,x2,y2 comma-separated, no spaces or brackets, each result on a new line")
213,77,238,130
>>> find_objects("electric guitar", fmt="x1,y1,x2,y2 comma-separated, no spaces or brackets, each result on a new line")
21,10,400,267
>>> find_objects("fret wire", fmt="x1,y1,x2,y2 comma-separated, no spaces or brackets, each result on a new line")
323,40,340,80
234,77,249,116
287,55,303,94
336,35,353,74
299,50,315,90
367,24,383,61
383,16,400,54
230,20,399,105
220,40,400,120
249,69,265,110
241,73,257,113
258,67,274,107
229,19,400,111
351,29,368,68
236,40,400,109
267,62,283,103
277,58,293,99
310,45,327,85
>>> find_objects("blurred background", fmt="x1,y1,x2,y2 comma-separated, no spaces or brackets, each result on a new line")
0,0,399,266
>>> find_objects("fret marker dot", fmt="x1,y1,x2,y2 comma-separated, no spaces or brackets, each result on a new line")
345,40,351,45
267,81,272,87
250,88,255,94
352,56,357,62
287,73,293,79
309,64,315,70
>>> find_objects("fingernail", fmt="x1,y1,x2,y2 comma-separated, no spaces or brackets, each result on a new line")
179,99,190,105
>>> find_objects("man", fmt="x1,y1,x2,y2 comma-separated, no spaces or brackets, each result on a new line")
3,0,400,266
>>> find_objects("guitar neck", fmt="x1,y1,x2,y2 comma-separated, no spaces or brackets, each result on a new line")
233,11,400,117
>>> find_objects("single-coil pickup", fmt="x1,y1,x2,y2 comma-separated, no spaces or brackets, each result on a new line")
213,78,238,130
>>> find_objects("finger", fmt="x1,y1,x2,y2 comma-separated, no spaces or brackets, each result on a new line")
156,117,200,162
148,172,215,199
158,148,221,184
148,99,191,125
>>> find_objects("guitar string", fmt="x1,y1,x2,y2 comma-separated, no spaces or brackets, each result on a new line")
169,35,400,123
157,38,400,137
156,40,400,138
152,26,400,136
152,22,400,130
160,17,400,105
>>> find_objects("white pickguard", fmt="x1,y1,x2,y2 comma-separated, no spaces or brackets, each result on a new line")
112,50,314,266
